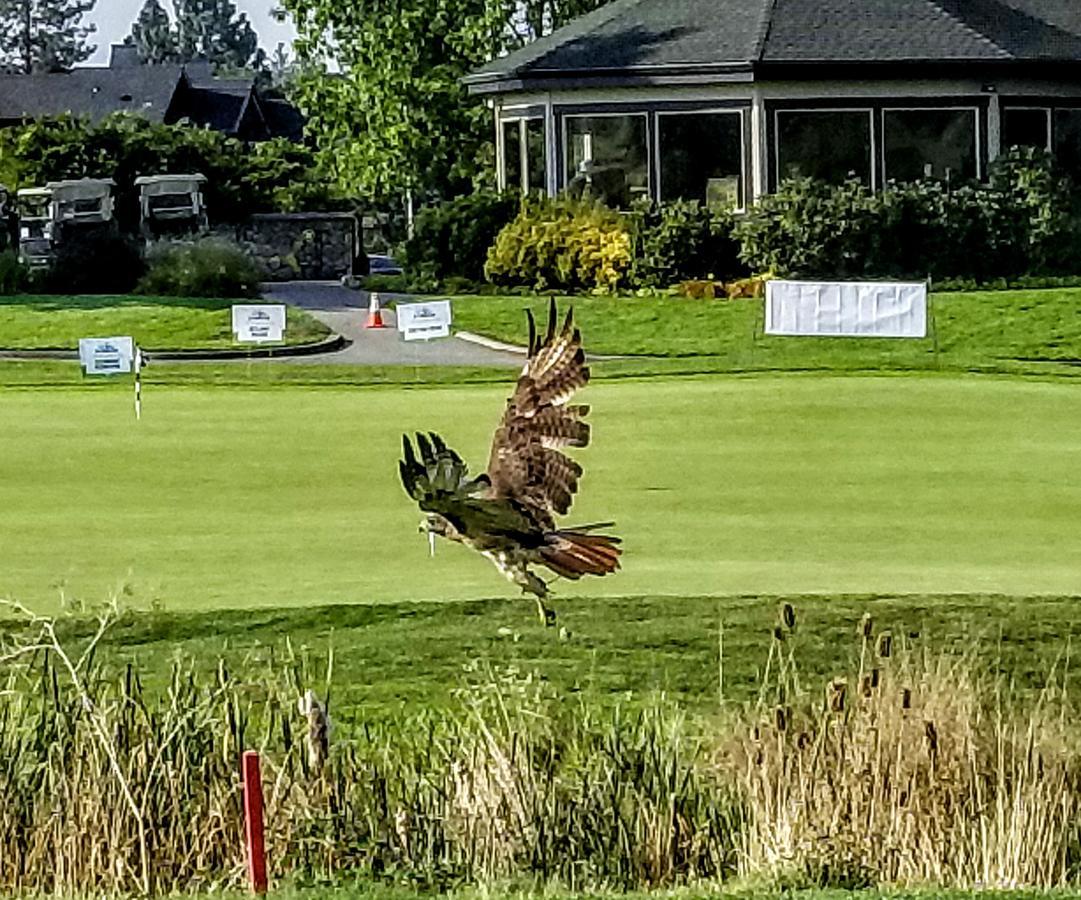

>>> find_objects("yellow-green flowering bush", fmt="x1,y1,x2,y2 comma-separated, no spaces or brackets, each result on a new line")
485,196,633,292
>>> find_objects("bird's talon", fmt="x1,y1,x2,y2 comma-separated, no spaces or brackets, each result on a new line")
535,597,556,627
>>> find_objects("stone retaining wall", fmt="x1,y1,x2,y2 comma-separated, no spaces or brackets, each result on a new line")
218,212,359,282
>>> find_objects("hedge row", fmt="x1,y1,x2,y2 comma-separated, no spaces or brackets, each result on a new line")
401,148,1081,293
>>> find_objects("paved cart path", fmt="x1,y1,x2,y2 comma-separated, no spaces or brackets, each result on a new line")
263,282,523,367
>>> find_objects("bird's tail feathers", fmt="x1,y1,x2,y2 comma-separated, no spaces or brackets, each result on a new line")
541,529,622,580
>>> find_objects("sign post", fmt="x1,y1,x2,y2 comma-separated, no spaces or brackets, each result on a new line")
134,346,143,420
764,280,927,338
78,336,135,375
232,304,286,343
396,300,452,342
78,336,143,419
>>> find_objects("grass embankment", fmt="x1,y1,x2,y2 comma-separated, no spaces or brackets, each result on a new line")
0,293,330,350
45,593,1081,718
449,287,1081,375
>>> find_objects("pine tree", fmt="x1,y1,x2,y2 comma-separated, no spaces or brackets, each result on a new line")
0,0,96,73
126,0,177,64
172,0,264,71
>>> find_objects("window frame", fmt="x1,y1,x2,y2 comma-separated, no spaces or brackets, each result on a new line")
655,108,747,212
773,107,877,189
880,105,982,183
561,110,652,205
498,114,546,193
1001,106,1052,153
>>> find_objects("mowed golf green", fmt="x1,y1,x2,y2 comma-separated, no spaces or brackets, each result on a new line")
0,372,1079,612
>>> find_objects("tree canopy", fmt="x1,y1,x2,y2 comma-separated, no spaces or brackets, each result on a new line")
281,0,606,204
0,0,96,73
125,0,265,70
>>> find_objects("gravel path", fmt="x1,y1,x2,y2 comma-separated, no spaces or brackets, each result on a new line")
262,282,523,368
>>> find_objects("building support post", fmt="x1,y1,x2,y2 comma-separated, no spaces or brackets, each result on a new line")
545,93,559,197
986,91,1001,171
494,100,505,191
750,87,768,202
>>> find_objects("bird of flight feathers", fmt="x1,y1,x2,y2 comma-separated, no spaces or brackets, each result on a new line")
399,299,622,625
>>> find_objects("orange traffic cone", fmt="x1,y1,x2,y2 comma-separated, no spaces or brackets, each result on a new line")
365,291,387,329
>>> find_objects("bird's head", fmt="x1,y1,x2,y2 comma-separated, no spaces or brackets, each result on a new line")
419,512,459,556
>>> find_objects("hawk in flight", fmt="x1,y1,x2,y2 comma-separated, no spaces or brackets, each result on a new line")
399,300,622,625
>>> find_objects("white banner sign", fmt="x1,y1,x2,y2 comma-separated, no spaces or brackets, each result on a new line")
397,300,452,341
79,336,135,374
232,304,286,343
765,280,927,338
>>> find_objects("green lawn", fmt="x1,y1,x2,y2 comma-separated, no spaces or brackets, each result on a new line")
1,374,1079,612
0,294,331,349
448,287,1081,371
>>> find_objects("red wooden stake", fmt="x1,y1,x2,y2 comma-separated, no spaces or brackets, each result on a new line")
242,750,268,894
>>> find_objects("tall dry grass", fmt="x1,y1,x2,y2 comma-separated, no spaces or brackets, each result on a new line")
3,599,1081,895
721,605,1081,889
0,604,738,895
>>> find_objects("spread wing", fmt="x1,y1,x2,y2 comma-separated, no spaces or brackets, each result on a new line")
486,299,591,528
399,432,489,512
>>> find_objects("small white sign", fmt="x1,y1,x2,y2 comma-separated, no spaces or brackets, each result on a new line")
765,280,927,338
232,304,286,343
79,336,135,374
397,300,452,342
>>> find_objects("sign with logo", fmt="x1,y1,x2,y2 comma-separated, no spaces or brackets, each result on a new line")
232,304,286,343
78,336,135,374
397,300,452,341
765,280,927,338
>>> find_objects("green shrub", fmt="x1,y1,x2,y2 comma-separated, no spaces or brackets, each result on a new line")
137,238,260,299
485,195,633,292
733,149,1081,282
36,225,145,294
400,189,518,282
629,199,746,288
0,249,27,295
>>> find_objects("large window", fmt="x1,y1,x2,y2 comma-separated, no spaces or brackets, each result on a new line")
883,108,977,182
658,111,744,209
776,110,873,186
502,120,522,192
500,118,546,193
1054,109,1081,180
564,114,648,208
1002,107,1051,153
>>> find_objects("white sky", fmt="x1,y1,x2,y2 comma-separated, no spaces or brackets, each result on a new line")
83,0,297,66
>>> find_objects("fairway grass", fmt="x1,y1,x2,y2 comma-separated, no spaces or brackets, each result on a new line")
1,373,1079,612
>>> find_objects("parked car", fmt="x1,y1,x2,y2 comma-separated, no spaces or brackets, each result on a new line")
368,254,403,276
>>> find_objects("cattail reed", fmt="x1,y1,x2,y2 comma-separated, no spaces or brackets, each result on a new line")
877,631,893,658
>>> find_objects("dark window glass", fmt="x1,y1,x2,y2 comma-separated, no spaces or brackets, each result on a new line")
776,110,872,186
1054,109,1081,180
1001,108,1050,152
884,109,977,182
659,112,743,209
526,119,546,192
565,115,649,208
502,120,522,192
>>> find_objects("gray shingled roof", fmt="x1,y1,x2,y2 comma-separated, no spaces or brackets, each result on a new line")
466,0,1081,89
0,65,183,122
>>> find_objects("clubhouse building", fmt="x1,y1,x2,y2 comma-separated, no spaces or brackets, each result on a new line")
465,0,1081,209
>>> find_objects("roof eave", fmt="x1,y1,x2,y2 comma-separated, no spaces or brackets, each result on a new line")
465,61,755,94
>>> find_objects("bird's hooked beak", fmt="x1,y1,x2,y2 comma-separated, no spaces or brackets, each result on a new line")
418,517,437,557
